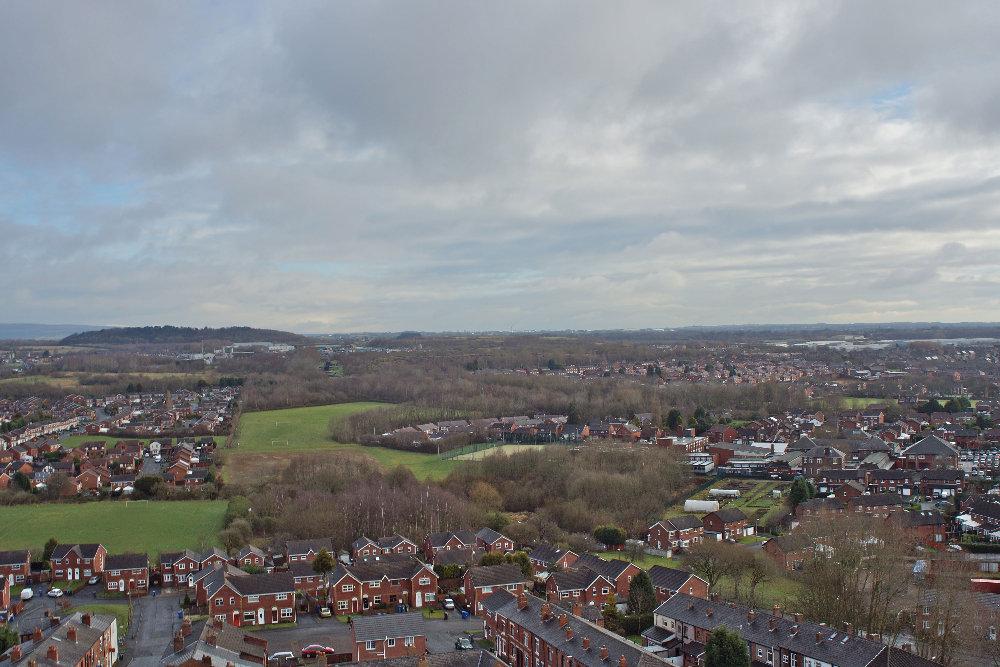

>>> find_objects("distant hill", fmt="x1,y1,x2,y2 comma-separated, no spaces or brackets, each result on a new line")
61,325,307,346
0,323,104,341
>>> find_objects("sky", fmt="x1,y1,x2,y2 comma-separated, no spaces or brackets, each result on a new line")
2,2,1000,333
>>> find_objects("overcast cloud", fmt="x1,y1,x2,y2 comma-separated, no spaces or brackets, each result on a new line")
2,1,1000,332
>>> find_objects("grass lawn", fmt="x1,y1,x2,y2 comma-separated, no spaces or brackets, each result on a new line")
68,604,130,635
422,608,445,619
840,397,899,409
0,500,226,558
227,403,458,482
52,580,86,593
591,551,684,570
718,573,804,609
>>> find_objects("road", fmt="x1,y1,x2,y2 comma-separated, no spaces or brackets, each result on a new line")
125,589,183,667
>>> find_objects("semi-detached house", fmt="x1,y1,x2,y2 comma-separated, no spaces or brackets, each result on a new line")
206,573,296,628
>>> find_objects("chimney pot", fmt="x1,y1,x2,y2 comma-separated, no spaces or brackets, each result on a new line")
600,645,609,660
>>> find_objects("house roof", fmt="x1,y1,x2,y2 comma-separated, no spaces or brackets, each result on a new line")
528,543,572,564
285,538,335,556
659,515,703,531
475,527,508,544
708,508,748,523
549,568,606,592
466,564,529,589
51,543,103,560
226,573,295,596
851,493,904,508
647,565,701,592
105,553,148,570
901,435,959,457
427,530,477,548
0,550,29,566
574,553,634,581
654,593,887,667
482,591,670,667
351,611,426,642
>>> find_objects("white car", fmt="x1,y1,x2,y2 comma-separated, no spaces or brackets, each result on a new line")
46,588,64,598
20,588,33,601
87,576,100,585
153,454,162,462
269,652,295,662
443,598,456,610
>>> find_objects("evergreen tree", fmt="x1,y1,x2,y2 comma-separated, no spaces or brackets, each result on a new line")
627,570,657,615
705,626,750,667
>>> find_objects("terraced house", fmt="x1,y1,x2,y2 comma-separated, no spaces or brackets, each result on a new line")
160,548,228,587
464,564,532,615
646,593,939,667
352,535,419,560
1,612,119,667
328,556,438,614
103,553,149,595
0,550,30,586
206,573,296,627
284,538,335,565
647,516,704,553
50,543,106,582
527,544,578,575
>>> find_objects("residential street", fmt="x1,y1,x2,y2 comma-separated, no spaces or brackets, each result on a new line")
125,589,184,667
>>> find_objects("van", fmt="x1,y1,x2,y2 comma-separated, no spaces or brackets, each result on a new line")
20,588,33,601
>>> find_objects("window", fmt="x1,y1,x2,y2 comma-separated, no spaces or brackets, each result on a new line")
248,595,259,603
602,587,610,595
230,597,235,605
338,600,348,610
757,648,764,658
277,593,288,600
164,574,172,582
426,593,436,601
215,614,225,622
374,596,382,605
178,563,186,571
387,639,396,648
343,584,355,592
371,580,381,588
215,598,223,606
281,608,293,618
404,637,415,647
110,570,121,576
366,641,376,651
419,577,431,586
243,611,255,622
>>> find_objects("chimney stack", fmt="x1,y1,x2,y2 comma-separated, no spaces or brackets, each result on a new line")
46,645,58,663
541,602,552,621
793,613,803,623
558,614,568,628
747,610,756,622
10,644,22,661
706,608,714,618
565,625,574,641
772,604,781,618
618,655,627,667
572,601,583,618
206,633,217,647
67,626,77,642
844,622,854,637
81,614,92,627
600,645,609,661
173,631,184,652
582,637,591,651
815,631,823,644
768,617,777,632
201,656,212,666
902,644,912,653
517,592,528,610
49,617,60,628
32,628,42,642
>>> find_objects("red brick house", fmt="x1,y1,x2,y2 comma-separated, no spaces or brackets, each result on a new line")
103,553,149,595
0,574,9,612
647,516,704,553
284,537,335,565
351,611,426,662
289,561,325,595
898,435,959,471
901,510,947,546
206,573,296,627
160,548,229,587
423,530,477,560
569,554,641,600
231,545,269,571
647,565,708,602
761,535,815,571
545,569,614,607
475,528,515,553
4,611,119,667
0,549,31,586
527,544,578,575
351,535,418,560
464,564,531,615
328,557,438,614
702,508,751,540
50,543,107,582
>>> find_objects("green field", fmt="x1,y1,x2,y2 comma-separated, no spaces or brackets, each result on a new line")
0,500,226,558
229,403,458,481
840,396,899,409
592,551,684,570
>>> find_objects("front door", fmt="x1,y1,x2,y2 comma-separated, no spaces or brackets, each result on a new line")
73,568,80,580
415,591,422,608
257,608,265,625
272,608,278,623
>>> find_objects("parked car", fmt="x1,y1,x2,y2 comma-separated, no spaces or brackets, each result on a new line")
87,576,100,585
46,588,63,598
20,588,33,601
301,645,336,659
318,606,332,618
269,652,295,662
455,637,475,651
443,598,456,610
